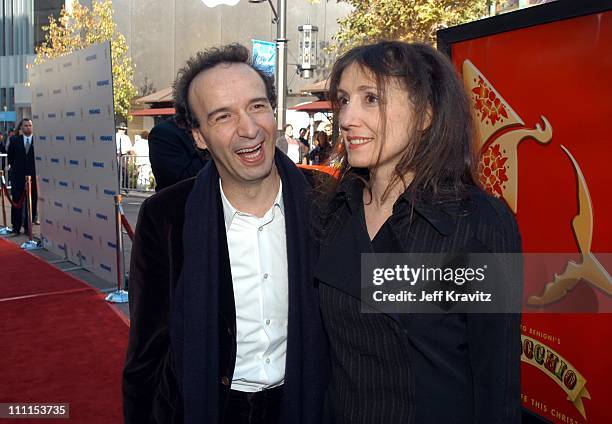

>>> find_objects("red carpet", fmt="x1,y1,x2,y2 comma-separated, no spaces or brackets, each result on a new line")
0,238,128,423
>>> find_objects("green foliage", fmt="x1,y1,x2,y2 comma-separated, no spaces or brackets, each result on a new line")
331,0,489,53
35,0,137,122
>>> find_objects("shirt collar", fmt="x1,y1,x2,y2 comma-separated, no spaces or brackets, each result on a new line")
337,174,458,236
219,178,284,229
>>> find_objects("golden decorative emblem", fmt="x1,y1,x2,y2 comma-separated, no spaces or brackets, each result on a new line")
463,60,552,213
527,146,612,305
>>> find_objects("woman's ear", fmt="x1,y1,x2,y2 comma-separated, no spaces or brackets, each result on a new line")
191,128,207,150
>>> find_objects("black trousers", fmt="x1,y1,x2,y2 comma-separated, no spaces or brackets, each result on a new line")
11,184,37,233
223,386,283,424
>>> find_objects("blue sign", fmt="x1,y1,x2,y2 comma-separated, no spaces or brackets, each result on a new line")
0,111,16,122
252,39,276,76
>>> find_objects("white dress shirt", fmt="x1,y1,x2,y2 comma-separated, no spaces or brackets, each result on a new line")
219,179,288,392
24,135,32,153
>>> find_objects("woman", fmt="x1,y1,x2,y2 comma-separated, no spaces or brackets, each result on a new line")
314,41,522,423
308,131,331,165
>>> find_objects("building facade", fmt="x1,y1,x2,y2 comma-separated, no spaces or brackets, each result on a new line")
0,0,64,129
112,0,352,105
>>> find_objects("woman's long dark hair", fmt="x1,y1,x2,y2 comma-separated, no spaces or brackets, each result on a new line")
327,41,478,204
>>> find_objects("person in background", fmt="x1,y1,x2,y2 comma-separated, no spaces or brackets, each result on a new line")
148,117,207,192
284,124,308,164
314,41,522,424
133,130,152,189
298,127,309,150
0,132,7,172
7,118,37,235
116,123,133,189
308,131,331,165
116,123,132,157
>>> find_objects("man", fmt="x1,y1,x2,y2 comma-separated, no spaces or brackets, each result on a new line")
297,127,309,150
115,123,132,157
123,44,328,424
0,132,7,171
148,117,207,191
7,118,36,235
116,123,133,189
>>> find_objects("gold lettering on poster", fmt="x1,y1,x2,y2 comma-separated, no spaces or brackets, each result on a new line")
521,335,590,419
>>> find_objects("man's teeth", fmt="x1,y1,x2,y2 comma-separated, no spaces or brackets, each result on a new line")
236,143,262,154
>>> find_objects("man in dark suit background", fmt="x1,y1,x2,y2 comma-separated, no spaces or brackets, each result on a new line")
0,132,7,172
148,117,207,191
123,44,328,424
7,118,36,235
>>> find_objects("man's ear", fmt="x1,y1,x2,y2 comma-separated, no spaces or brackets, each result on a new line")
191,128,207,150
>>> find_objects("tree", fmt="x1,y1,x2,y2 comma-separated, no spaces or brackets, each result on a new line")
330,0,489,52
36,0,137,122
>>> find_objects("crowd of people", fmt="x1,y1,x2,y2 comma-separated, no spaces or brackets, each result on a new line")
115,125,154,190
275,123,333,165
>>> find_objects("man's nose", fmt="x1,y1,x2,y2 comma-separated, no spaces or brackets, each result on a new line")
237,112,258,138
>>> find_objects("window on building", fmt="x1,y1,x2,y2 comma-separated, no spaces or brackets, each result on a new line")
7,88,14,112
34,0,64,49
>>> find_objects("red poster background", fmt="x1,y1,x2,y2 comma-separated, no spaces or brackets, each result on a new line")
450,11,612,424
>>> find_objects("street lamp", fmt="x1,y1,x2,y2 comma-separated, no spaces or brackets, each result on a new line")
201,0,288,134
298,24,318,79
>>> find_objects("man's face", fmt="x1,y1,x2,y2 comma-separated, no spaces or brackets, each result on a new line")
189,63,277,190
21,120,33,136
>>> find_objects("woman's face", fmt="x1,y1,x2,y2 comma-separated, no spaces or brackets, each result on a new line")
316,133,325,145
336,63,415,173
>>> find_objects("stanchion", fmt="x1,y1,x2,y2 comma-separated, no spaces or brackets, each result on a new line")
20,176,40,250
106,194,128,303
0,170,11,235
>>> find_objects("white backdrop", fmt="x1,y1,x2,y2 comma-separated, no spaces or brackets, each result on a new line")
30,42,119,284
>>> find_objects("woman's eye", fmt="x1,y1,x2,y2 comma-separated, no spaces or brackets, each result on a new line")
365,93,379,104
337,96,349,106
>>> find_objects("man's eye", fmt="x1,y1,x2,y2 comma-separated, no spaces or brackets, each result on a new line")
215,114,231,122
252,103,268,110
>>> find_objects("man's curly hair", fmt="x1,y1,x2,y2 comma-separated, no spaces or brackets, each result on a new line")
173,43,277,129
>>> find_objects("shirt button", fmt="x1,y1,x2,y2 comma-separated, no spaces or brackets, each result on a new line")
258,226,263,232
265,319,270,325
265,358,270,364
263,273,268,279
